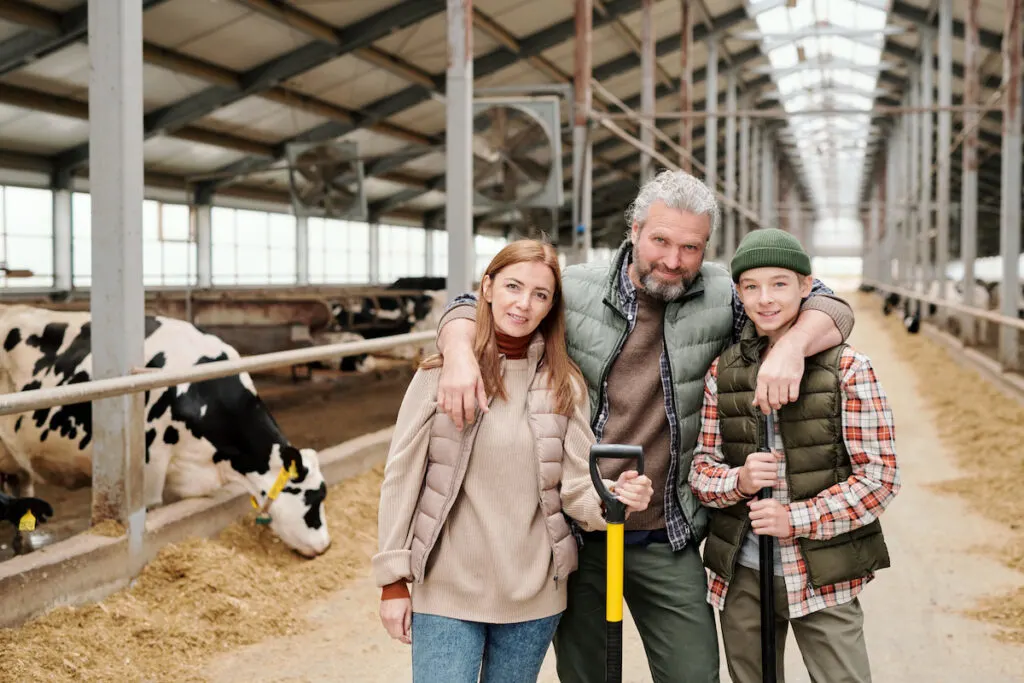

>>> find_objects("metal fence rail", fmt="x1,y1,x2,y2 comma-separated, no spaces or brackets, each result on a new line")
0,330,436,418
861,280,1024,332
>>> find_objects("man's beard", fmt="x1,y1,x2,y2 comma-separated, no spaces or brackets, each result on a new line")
632,244,696,302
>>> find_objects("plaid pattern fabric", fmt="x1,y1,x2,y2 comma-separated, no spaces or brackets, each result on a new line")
690,349,900,618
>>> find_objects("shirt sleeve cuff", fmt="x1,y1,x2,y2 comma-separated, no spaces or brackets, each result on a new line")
719,468,753,506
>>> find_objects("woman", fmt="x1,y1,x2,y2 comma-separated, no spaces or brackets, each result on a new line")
373,239,653,682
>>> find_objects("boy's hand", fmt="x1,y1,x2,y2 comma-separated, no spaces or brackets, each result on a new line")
612,470,654,517
738,450,778,496
748,499,794,538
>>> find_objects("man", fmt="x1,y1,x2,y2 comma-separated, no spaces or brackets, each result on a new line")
433,170,855,681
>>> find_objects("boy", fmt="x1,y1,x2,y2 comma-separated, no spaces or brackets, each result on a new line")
688,228,901,683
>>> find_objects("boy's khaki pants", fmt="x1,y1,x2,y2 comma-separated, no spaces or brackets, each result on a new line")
720,566,872,683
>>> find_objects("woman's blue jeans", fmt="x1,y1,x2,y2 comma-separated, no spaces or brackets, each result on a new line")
411,612,561,683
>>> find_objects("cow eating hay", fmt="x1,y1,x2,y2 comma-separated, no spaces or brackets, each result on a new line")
0,304,331,558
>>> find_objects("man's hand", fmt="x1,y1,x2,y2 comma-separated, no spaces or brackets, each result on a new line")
737,450,778,496
612,470,654,517
436,318,487,429
754,336,804,414
379,597,413,644
748,498,794,538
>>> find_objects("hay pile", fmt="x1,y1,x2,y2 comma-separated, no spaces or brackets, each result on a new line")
871,295,1024,644
0,462,386,682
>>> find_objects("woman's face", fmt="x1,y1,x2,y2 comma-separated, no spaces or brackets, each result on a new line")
483,261,556,338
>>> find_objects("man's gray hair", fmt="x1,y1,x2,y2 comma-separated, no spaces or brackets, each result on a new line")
624,169,721,236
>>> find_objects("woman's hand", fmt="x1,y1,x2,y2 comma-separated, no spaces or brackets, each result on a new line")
612,470,654,517
379,597,413,645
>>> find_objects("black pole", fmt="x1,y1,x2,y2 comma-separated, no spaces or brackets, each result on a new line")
759,412,778,683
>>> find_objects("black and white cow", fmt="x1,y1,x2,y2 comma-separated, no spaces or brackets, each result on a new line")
0,304,331,558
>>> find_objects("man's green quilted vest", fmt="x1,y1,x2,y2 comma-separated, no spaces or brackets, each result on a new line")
561,239,734,542
702,329,891,588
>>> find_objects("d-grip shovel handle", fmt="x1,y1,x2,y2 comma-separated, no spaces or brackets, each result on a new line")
589,444,645,525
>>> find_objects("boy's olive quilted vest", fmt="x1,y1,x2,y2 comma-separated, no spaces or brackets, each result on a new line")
702,330,891,588
561,239,734,542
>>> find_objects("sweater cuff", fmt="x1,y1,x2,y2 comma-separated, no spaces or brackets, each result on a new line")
438,303,477,332
381,581,410,601
372,549,413,587
801,294,854,341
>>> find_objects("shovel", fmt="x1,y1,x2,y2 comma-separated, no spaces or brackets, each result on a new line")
589,443,644,683
759,412,778,683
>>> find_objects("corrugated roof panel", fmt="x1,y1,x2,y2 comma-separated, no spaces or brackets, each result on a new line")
143,136,249,176
479,0,575,39
11,41,90,90
395,151,447,177
291,0,408,27
401,190,446,212
385,99,446,136
341,129,412,159
301,60,416,111
22,0,79,10
371,14,501,75
198,95,330,143
164,8,314,72
363,177,410,202
540,24,628,75
0,19,25,42
142,0,252,51
0,106,87,153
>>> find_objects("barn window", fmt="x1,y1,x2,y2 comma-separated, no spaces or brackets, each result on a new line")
307,217,370,285
211,207,297,286
0,185,53,289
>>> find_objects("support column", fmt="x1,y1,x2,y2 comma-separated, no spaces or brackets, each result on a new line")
369,222,380,284
52,186,72,291
704,39,718,191
424,226,435,275
750,124,760,228
87,0,145,569
920,32,934,308
445,0,474,295
960,0,980,344
878,153,888,286
295,214,309,285
787,187,799,237
640,0,655,184
760,133,773,228
738,103,750,239
936,0,952,320
999,0,1022,370
868,187,881,283
572,0,593,265
723,70,737,261
195,204,212,287
906,74,918,294
678,0,692,171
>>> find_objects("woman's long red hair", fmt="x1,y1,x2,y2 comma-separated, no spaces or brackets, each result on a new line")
422,239,584,416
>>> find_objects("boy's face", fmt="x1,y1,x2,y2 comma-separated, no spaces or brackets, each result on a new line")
736,267,814,338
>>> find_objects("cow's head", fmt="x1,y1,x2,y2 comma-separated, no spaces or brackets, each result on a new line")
259,445,331,558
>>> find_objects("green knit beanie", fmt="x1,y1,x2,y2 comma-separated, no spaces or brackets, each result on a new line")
730,228,812,283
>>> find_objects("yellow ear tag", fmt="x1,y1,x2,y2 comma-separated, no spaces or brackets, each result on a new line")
250,496,259,509
267,467,290,501
19,510,36,532
288,462,298,479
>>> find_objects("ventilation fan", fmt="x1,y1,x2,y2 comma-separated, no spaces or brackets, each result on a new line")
285,140,368,221
472,96,563,211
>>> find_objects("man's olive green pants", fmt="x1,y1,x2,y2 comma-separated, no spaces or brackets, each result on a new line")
552,538,720,683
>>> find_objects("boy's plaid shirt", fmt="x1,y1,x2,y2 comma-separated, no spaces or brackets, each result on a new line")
689,349,901,618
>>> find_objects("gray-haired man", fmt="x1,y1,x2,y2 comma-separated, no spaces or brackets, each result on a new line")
432,170,855,681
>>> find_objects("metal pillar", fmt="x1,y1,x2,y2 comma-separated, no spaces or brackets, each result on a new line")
640,0,655,184
723,70,738,261
878,153,887,286
52,187,72,291
424,225,435,275
936,0,952,318
868,187,880,283
738,104,750,239
446,0,474,294
572,0,593,265
369,222,380,284
195,204,212,288
678,0,692,171
750,124,760,228
887,131,900,285
960,0,980,344
999,0,1022,369
787,186,799,238
295,214,309,285
919,33,934,304
705,39,718,191
760,133,773,228
87,0,145,567
906,73,918,293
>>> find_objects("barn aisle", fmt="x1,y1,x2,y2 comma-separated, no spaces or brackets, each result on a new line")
200,292,1024,683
